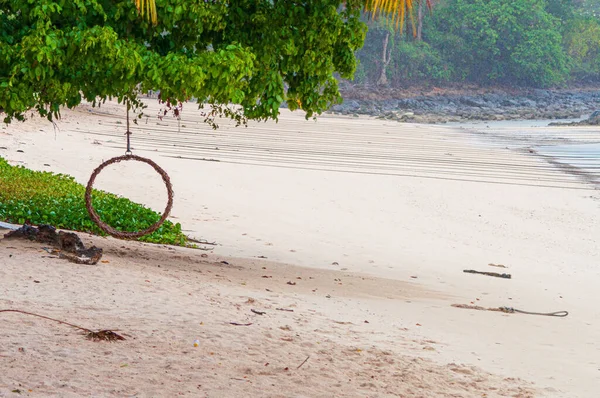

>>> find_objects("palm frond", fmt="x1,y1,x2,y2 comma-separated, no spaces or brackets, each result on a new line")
135,0,157,25
364,0,432,34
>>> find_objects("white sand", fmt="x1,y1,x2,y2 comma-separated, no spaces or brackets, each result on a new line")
1,101,599,397
1,236,536,397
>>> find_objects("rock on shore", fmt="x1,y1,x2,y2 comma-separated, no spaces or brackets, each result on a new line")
328,86,600,123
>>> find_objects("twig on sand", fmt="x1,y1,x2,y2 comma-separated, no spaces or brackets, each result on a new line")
188,238,217,246
229,322,253,326
276,308,294,312
463,269,511,279
297,356,310,369
251,309,266,315
0,309,126,341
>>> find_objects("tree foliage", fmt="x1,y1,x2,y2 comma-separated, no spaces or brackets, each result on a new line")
0,0,370,123
564,13,600,81
355,0,600,88
430,0,569,87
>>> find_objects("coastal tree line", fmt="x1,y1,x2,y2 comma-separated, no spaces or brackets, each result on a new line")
355,0,600,88
1,0,598,125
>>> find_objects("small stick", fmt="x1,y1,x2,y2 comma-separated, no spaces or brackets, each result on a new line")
188,238,217,246
463,270,511,279
1,309,91,332
230,322,253,326
276,308,294,312
251,309,266,316
1,309,126,341
297,356,310,369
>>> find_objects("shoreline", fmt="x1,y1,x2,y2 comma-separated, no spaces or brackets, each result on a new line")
329,86,600,124
454,119,600,189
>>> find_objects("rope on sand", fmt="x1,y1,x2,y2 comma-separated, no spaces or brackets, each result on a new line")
452,304,568,317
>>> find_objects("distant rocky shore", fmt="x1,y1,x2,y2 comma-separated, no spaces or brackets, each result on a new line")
549,110,600,126
330,86,600,124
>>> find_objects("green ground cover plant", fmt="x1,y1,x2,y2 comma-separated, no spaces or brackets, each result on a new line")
0,156,187,245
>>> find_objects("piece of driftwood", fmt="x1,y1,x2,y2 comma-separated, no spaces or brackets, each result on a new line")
3,224,103,265
463,269,511,279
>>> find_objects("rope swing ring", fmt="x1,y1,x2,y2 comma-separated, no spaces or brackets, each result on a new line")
85,154,174,239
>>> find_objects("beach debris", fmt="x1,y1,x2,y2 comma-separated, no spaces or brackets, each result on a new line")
3,224,103,265
187,237,217,246
276,308,294,312
0,309,126,341
463,269,511,279
286,281,296,286
488,263,507,268
229,322,253,326
251,309,266,316
87,330,126,342
333,321,352,325
193,339,200,347
297,356,310,369
451,304,568,317
257,255,267,259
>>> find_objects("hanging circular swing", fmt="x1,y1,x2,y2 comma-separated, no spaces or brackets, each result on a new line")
85,105,173,239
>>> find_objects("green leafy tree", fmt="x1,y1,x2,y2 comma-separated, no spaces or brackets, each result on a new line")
564,14,600,81
428,0,569,87
0,0,423,124
0,0,372,123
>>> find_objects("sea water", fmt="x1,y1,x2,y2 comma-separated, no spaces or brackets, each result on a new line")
455,117,600,183
535,143,600,179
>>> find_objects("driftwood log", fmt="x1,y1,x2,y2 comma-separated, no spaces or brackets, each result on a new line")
3,224,103,265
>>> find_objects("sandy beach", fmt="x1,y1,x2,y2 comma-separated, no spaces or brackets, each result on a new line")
1,101,599,397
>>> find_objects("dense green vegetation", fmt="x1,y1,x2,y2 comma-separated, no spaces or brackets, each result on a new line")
0,0,371,123
0,157,187,245
355,0,600,88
